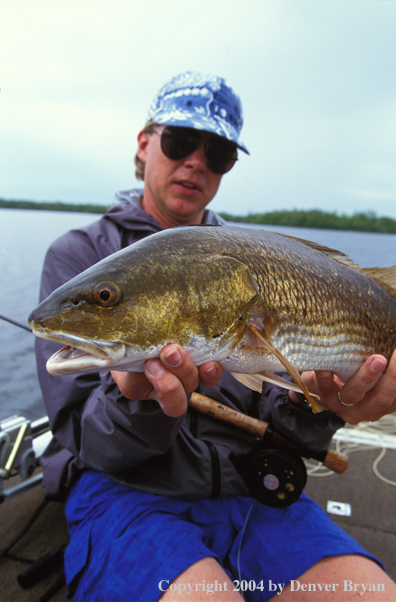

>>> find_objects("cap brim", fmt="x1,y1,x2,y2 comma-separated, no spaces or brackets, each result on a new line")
154,114,249,155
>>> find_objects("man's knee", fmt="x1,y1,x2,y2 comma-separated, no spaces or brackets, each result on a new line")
158,557,244,601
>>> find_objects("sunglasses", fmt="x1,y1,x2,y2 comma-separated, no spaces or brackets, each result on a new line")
155,126,238,175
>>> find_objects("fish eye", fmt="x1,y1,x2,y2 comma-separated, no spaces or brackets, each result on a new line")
93,282,121,307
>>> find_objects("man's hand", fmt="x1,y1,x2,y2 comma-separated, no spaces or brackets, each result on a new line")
111,344,222,418
293,349,396,424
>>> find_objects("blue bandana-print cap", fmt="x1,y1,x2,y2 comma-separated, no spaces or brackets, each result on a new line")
147,72,249,154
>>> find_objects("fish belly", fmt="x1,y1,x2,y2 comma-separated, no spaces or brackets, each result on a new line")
221,325,371,383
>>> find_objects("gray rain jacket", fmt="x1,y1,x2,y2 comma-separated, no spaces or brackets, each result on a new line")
36,189,344,501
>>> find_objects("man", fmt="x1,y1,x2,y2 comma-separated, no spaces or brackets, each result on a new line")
36,72,396,601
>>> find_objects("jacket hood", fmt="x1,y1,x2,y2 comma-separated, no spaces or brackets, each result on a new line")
104,188,226,232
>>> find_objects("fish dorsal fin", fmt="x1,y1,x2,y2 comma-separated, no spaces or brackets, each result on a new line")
276,232,396,296
361,266,396,296
248,323,323,413
276,232,360,269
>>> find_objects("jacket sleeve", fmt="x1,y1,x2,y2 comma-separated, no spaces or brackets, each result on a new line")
258,381,345,453
36,229,186,475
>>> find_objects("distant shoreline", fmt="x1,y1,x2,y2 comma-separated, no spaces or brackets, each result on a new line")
219,209,396,234
1,199,396,233
0,198,109,214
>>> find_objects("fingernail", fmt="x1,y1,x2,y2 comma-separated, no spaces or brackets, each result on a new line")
204,365,217,379
146,360,164,378
316,371,333,380
164,348,182,368
370,357,387,372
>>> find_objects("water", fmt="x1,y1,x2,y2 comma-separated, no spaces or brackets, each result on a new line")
0,209,100,421
227,222,396,269
0,208,395,421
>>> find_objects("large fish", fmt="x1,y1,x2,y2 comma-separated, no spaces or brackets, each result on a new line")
28,226,396,412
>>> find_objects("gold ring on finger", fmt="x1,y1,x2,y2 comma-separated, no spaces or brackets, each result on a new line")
337,391,355,407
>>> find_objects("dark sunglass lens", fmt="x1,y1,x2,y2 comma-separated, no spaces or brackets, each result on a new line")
160,127,238,174
205,139,238,174
160,127,200,160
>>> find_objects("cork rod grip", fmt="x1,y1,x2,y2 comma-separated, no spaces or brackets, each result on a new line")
190,392,269,438
190,392,348,475
323,448,349,474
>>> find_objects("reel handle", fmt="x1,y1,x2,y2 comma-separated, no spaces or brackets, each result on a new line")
190,392,348,475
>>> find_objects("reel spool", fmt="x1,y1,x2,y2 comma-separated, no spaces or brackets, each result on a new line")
243,448,307,508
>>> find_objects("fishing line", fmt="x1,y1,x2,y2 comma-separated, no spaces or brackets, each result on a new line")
0,498,49,560
236,498,257,599
372,448,396,486
306,414,396,487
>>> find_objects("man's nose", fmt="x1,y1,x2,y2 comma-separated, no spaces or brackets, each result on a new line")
183,141,207,170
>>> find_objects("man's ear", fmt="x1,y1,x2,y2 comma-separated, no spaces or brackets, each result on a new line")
137,131,150,162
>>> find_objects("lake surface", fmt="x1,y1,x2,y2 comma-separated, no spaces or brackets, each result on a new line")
1,208,395,421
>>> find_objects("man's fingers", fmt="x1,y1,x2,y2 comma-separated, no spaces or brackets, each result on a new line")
374,352,396,410
114,345,223,417
145,358,188,417
110,370,154,401
313,370,334,388
160,345,200,394
199,362,223,388
338,355,387,406
299,370,337,399
358,351,396,421
145,344,201,417
309,353,396,423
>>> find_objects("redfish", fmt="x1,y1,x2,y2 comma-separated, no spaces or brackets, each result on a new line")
28,226,396,412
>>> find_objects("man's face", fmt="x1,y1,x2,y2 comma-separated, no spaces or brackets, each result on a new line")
137,126,224,228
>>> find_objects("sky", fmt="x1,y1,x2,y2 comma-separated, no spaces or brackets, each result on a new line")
1,0,396,218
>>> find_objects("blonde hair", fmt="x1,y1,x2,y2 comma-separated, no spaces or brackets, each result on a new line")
134,120,158,181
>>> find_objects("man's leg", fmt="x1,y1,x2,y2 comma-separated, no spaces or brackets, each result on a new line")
279,554,396,600
159,557,244,601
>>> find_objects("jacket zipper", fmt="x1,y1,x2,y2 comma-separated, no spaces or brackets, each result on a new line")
190,407,221,498
204,441,221,499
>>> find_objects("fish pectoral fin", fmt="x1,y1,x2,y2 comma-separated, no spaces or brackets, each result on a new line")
248,324,322,413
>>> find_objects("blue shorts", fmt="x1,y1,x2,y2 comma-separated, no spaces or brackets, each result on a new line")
64,470,382,602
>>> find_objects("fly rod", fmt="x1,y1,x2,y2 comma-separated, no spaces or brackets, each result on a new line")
190,392,349,475
0,314,32,333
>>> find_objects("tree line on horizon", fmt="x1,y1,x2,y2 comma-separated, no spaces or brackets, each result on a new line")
1,198,396,233
219,208,396,234
0,198,109,214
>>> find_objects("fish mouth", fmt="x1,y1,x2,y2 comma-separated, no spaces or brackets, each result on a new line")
32,328,126,376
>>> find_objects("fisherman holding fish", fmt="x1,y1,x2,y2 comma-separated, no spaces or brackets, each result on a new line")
32,72,396,601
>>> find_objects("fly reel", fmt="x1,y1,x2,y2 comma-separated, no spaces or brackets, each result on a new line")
189,392,348,508
243,447,307,508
